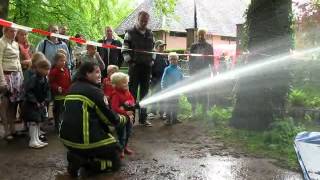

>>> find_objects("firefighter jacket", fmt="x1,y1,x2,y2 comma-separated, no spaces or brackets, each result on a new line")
59,80,127,149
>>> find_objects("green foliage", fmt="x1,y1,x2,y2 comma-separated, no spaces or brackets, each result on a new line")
154,0,176,16
307,96,320,108
8,0,134,40
193,104,206,120
288,89,307,107
178,95,192,120
264,117,304,146
207,106,232,125
288,88,320,108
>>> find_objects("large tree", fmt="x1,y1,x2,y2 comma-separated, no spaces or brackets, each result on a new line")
231,0,293,130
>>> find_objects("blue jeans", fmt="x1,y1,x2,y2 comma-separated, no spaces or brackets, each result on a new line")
116,120,133,150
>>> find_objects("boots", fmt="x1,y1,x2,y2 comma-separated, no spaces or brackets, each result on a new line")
36,125,48,146
67,151,87,177
28,123,46,149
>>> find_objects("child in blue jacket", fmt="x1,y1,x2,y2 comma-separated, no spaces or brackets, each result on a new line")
161,52,183,125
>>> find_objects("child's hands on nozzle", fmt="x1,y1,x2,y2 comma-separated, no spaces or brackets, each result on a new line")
58,86,62,93
126,111,134,116
128,114,134,124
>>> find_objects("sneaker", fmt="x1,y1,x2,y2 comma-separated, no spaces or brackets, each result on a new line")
67,152,87,177
147,113,155,119
144,120,152,127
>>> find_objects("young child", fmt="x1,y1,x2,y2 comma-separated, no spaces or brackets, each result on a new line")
110,72,135,159
48,52,71,131
161,52,183,125
79,45,105,71
20,52,46,132
23,52,46,83
102,65,119,100
150,40,168,119
22,59,51,148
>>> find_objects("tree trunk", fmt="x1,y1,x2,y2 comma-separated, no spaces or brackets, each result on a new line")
231,0,292,130
0,0,9,37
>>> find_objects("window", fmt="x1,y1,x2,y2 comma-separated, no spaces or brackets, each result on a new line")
169,31,187,37
221,36,236,41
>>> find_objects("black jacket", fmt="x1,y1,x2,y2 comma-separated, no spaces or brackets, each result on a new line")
152,54,168,83
59,80,127,149
22,72,50,122
97,39,124,68
189,41,214,74
124,27,154,66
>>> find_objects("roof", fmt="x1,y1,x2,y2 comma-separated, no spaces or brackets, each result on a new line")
115,0,248,37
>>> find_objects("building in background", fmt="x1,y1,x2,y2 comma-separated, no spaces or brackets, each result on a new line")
115,0,248,51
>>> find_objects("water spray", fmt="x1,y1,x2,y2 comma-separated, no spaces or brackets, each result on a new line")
139,47,320,107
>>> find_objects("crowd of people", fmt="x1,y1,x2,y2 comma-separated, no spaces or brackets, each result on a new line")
0,10,214,176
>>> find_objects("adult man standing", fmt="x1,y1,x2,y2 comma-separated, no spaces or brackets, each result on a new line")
98,26,123,78
189,29,214,114
36,25,71,70
122,11,154,127
59,25,72,57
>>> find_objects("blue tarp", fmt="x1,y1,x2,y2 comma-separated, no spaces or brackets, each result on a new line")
294,131,320,180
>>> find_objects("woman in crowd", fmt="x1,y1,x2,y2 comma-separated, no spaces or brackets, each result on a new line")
0,27,24,141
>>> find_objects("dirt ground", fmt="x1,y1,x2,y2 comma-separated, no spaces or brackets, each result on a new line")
0,118,302,180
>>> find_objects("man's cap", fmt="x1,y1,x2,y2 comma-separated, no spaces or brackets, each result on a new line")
154,40,167,48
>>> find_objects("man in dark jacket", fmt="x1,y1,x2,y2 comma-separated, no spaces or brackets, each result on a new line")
122,11,154,127
189,29,214,114
59,62,128,176
98,26,123,78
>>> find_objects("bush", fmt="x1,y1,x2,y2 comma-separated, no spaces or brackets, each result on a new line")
306,96,320,108
288,89,307,107
288,89,320,108
178,95,192,120
264,117,305,146
207,106,232,125
193,104,206,120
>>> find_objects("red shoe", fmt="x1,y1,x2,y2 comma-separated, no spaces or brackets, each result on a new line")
124,146,134,155
120,150,125,159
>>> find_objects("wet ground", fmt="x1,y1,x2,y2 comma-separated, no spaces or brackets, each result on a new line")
0,118,302,180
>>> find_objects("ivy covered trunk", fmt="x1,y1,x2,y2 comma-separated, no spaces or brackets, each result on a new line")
0,0,9,37
231,0,292,130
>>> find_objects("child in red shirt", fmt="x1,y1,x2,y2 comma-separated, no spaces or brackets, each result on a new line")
110,72,135,159
102,65,119,100
49,52,71,131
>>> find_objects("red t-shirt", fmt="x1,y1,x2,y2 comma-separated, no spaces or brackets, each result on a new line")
111,88,135,115
48,66,71,95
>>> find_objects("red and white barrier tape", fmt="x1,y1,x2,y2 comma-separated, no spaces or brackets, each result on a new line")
0,19,224,57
